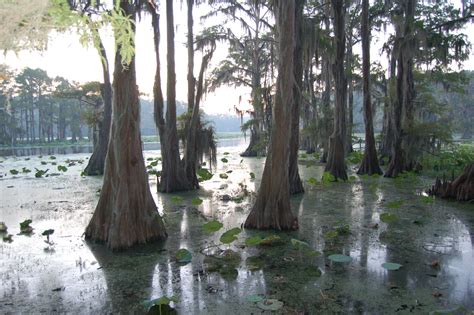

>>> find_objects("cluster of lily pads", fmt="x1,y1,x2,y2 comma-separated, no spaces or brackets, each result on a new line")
1,220,54,245
6,156,84,178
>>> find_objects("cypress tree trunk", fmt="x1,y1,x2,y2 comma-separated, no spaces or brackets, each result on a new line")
346,30,354,154
358,0,382,175
242,4,265,158
325,0,348,181
289,0,304,195
85,1,166,250
184,50,214,189
385,0,417,178
149,0,192,192
319,15,332,163
379,60,395,164
84,39,112,176
245,0,297,230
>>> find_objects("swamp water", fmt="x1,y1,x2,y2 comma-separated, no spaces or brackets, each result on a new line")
1,143,473,314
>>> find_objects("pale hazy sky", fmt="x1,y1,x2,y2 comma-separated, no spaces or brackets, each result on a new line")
1,3,473,115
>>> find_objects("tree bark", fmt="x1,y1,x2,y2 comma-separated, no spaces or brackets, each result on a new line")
289,0,304,195
84,38,112,176
85,1,166,250
325,0,348,181
358,0,383,176
245,0,297,230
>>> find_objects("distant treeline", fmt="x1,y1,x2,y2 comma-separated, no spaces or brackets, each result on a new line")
0,66,247,146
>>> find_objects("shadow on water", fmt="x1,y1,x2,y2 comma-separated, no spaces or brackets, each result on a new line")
86,242,166,313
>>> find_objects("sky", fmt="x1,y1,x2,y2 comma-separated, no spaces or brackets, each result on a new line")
1,2,473,116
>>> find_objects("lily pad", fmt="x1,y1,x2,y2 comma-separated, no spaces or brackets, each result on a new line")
221,158,228,163
291,238,309,249
19,219,33,234
191,198,203,206
246,256,264,271
380,213,399,223
220,228,241,244
256,299,284,311
218,265,238,280
171,196,184,205
328,254,352,263
175,248,192,264
0,222,7,233
202,220,223,233
259,235,282,246
304,250,322,257
381,262,402,270
325,230,339,239
247,294,264,303
386,200,403,209
42,229,54,236
304,266,322,277
197,168,213,181
245,235,263,246
57,165,68,172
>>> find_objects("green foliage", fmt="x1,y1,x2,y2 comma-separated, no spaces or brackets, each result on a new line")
307,177,320,186
249,172,255,179
322,172,336,183
219,228,241,244
202,220,223,234
346,151,363,164
9,169,18,175
421,144,474,176
221,158,228,163
219,173,228,179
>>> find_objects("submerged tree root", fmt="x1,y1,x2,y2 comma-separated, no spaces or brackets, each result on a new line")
428,163,474,202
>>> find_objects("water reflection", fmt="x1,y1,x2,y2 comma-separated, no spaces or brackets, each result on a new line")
1,145,474,313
